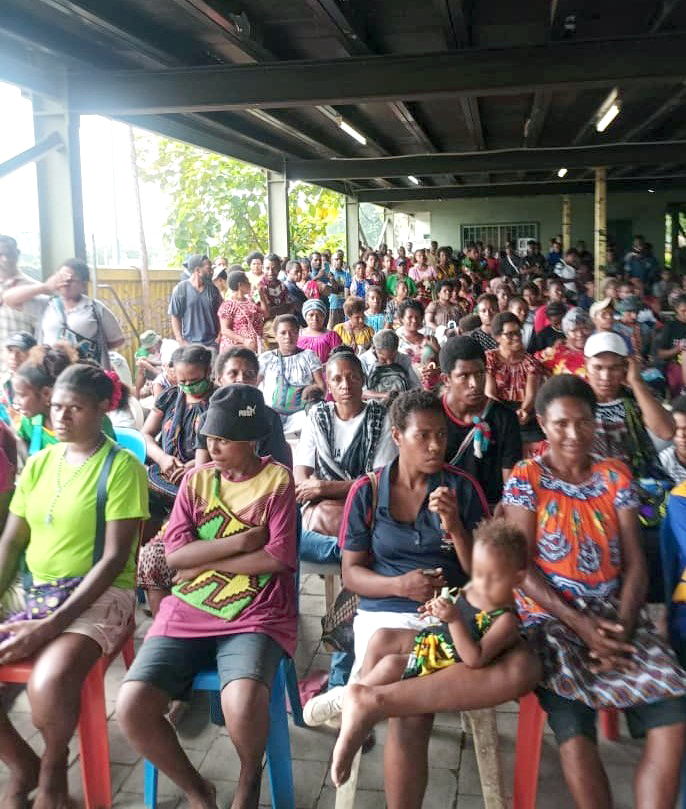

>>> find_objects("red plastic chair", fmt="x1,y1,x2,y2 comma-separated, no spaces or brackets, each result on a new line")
0,626,135,809
513,692,619,809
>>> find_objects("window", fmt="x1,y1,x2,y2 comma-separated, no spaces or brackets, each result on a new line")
461,222,539,253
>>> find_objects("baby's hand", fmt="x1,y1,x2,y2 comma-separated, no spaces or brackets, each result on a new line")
420,596,458,623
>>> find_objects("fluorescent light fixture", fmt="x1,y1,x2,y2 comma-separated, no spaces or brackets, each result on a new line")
338,118,367,145
595,89,621,133
408,175,420,185
557,167,568,178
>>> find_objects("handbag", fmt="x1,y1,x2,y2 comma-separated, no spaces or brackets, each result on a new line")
301,498,345,538
272,351,306,414
2,444,119,629
53,297,110,368
320,471,378,653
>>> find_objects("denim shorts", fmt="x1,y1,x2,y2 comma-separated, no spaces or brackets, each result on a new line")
124,632,284,701
537,687,686,745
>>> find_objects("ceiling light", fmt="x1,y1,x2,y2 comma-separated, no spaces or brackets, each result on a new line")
557,167,568,178
338,118,367,145
408,175,420,185
649,188,655,193
595,89,621,133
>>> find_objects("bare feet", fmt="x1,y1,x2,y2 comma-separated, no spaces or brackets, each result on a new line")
32,789,75,809
331,684,382,788
1,755,40,808
188,776,218,809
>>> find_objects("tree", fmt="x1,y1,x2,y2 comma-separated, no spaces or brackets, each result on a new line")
127,126,150,313
136,134,344,265
136,135,269,265
289,182,344,257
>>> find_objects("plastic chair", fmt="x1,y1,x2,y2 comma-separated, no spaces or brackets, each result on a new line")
513,693,619,809
0,627,135,809
143,656,303,809
113,427,147,463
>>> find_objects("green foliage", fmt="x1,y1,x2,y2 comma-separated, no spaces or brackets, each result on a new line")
136,135,268,265
289,182,344,257
136,134,344,266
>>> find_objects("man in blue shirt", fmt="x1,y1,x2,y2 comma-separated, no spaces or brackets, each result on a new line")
168,254,222,348
624,235,660,286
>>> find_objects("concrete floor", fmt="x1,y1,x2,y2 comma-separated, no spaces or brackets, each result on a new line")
0,573,645,808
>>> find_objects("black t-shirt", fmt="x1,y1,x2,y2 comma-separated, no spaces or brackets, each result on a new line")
442,396,523,507
659,319,686,351
154,385,214,463
531,325,565,353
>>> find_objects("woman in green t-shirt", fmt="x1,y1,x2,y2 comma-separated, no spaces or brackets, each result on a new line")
0,364,149,809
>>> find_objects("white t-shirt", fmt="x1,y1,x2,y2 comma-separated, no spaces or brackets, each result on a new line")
294,403,398,471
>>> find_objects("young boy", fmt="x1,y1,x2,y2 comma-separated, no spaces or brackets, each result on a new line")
118,385,297,809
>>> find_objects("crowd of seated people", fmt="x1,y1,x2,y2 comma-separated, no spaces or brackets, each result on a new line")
2,229,686,808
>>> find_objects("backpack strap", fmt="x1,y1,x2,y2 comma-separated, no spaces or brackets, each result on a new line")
366,469,379,533
93,444,119,565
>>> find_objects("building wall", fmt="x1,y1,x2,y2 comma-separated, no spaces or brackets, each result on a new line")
393,188,686,264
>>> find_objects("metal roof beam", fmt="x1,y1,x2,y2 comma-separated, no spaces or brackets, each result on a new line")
357,174,686,202
286,141,686,180
67,34,686,114
0,131,63,179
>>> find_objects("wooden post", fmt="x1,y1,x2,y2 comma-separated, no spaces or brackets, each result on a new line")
562,195,571,253
594,168,607,294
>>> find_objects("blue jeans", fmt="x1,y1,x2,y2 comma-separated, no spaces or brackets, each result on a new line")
298,529,350,686
299,529,341,565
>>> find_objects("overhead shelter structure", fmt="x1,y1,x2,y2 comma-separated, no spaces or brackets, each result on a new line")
4,0,686,283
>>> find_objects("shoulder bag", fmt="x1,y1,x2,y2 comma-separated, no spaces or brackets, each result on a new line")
320,471,378,653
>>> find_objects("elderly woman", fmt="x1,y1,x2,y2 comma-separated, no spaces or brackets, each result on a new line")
305,390,539,804
360,330,420,402
504,374,686,809
0,364,147,809
535,306,593,378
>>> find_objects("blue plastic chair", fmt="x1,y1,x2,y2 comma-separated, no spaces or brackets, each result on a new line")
143,657,303,808
114,427,147,463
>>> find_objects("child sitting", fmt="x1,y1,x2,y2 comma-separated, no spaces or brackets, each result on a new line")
334,296,375,355
364,286,389,333
151,340,180,400
134,329,162,397
304,517,527,728
118,385,297,809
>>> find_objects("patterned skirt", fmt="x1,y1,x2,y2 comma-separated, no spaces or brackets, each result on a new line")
137,533,174,590
527,597,686,709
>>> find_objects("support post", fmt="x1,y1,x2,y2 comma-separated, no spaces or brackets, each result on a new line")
594,167,607,294
562,196,571,253
346,197,359,266
267,171,290,259
669,203,680,272
32,94,85,278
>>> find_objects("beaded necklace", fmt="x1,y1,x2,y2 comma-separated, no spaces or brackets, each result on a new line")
44,433,107,525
